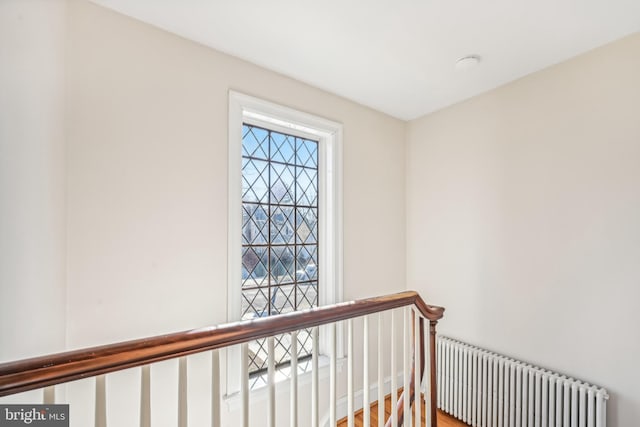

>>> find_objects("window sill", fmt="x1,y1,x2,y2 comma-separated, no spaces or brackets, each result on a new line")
224,355,344,411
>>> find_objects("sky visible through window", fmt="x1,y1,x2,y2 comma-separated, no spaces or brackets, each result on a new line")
241,123,319,378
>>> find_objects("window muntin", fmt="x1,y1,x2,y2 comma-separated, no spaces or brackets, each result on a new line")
241,123,319,378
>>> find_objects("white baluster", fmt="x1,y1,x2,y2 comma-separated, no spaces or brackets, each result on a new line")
330,322,337,427
267,336,276,427
425,321,432,427
312,327,319,427
437,338,442,411
241,343,249,427
348,319,354,427
363,315,370,427
378,312,384,427
290,331,298,427
212,350,221,427
414,310,421,427
390,309,398,427
140,365,151,427
178,357,188,427
43,386,55,404
95,375,107,427
403,307,411,427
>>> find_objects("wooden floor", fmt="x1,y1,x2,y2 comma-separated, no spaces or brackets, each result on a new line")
437,411,469,427
337,391,468,427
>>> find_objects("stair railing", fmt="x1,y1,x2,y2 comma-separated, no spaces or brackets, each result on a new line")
385,312,424,427
0,290,443,427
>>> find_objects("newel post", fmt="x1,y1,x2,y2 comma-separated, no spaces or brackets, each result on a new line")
429,320,439,427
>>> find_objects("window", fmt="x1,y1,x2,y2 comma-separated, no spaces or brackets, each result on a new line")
240,124,319,376
227,92,343,394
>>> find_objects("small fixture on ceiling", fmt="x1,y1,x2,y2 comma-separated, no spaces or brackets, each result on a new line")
455,55,482,70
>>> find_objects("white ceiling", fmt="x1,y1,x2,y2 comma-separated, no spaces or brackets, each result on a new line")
91,0,640,120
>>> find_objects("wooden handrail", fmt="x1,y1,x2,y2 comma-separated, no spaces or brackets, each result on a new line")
0,290,443,397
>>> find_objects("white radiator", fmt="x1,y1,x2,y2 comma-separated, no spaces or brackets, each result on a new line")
437,336,609,427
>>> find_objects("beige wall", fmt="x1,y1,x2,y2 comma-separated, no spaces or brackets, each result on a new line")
62,1,405,425
406,33,640,425
65,0,406,348
0,0,67,363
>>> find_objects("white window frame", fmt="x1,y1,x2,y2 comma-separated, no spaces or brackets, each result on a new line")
226,91,343,396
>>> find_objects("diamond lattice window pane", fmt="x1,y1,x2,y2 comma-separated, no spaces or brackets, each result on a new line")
270,163,295,204
296,245,318,281
296,207,318,244
270,246,295,284
296,328,314,357
296,138,318,168
242,287,268,319
242,158,269,203
270,131,295,164
242,204,268,245
242,125,269,159
241,123,319,377
296,283,318,310
242,246,268,288
270,206,295,244
248,337,268,373
274,333,293,365
296,167,318,206
270,285,295,315
249,372,267,389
